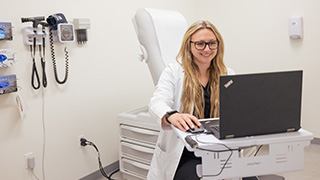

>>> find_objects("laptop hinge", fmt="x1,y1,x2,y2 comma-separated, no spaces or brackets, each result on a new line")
287,128,295,132
225,134,235,139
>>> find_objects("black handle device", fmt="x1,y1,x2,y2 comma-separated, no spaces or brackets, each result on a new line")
21,16,45,29
185,135,198,148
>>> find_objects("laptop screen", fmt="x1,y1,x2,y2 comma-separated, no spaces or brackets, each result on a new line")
218,70,302,139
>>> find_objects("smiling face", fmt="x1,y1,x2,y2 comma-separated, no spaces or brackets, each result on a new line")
190,28,218,68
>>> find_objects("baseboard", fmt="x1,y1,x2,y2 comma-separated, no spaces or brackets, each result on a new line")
311,137,320,145
79,161,119,180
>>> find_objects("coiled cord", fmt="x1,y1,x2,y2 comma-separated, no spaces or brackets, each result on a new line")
39,42,47,88
30,37,40,90
31,60,41,90
49,29,69,84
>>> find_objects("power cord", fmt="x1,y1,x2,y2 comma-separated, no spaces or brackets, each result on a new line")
189,134,260,178
80,138,119,180
31,169,40,180
196,144,234,178
41,87,46,180
254,145,264,156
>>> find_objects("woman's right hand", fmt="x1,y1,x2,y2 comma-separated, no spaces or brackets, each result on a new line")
166,113,201,132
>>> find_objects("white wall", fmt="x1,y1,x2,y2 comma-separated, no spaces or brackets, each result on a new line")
195,0,320,138
0,0,319,179
0,1,195,180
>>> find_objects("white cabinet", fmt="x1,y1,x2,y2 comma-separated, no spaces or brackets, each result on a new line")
118,106,159,180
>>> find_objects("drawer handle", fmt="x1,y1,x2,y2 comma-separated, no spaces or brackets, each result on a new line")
123,126,158,136
131,161,149,171
127,144,154,154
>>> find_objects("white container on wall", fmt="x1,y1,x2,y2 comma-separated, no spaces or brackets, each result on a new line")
289,16,303,39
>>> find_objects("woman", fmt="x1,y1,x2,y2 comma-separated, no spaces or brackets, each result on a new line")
147,20,235,180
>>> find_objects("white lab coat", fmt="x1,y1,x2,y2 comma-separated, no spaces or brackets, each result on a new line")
148,62,235,180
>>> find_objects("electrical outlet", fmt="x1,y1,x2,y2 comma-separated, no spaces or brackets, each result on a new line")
24,152,34,169
78,135,84,149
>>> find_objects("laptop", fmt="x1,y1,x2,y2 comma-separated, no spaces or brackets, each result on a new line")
202,70,303,139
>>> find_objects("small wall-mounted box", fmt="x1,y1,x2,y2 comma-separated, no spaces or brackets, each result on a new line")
289,16,303,39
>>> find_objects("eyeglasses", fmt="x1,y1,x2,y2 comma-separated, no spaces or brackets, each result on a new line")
190,40,219,50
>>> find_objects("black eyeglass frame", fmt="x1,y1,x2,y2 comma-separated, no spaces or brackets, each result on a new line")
190,40,219,50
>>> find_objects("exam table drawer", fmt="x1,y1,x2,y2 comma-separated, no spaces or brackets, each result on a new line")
118,106,159,179
120,124,159,145
121,141,154,164
122,172,145,180
121,157,149,179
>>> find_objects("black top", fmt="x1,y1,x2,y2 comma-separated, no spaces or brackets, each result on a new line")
203,83,211,119
192,83,211,118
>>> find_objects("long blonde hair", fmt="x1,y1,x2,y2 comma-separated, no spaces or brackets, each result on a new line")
176,20,227,118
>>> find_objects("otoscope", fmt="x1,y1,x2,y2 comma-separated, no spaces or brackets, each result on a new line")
21,16,45,29
39,22,48,88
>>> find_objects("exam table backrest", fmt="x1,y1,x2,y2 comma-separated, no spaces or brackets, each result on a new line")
132,8,188,85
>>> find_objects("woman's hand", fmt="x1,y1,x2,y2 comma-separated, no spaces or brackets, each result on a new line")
167,113,201,132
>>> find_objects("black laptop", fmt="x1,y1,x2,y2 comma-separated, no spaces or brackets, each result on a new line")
203,70,303,139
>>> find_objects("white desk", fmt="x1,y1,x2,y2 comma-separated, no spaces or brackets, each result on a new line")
173,127,313,180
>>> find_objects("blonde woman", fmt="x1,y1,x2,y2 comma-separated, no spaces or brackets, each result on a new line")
148,20,235,180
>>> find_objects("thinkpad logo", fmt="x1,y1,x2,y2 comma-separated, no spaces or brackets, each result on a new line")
224,80,233,88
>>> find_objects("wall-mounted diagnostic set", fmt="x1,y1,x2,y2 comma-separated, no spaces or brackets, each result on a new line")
21,13,89,90
21,16,48,89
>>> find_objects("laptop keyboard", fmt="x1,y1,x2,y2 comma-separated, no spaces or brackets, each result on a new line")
212,125,220,131
205,125,220,134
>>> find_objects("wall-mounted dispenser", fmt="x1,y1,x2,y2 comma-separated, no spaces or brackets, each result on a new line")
0,74,17,95
73,18,90,44
0,49,16,67
0,22,13,40
289,16,303,39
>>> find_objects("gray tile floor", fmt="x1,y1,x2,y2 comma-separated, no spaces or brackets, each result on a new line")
107,144,320,180
278,143,320,180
